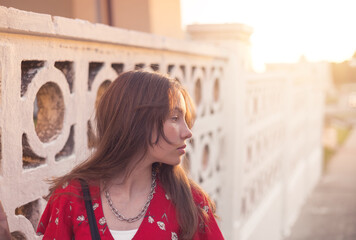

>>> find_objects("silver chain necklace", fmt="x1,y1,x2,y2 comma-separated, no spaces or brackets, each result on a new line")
104,171,157,223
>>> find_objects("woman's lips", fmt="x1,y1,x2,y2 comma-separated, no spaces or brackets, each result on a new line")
177,145,186,154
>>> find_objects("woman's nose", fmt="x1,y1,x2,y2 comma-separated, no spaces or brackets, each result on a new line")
182,124,193,139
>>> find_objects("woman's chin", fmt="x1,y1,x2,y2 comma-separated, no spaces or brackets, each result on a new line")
164,159,181,166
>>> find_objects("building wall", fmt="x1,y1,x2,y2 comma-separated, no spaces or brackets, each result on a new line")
0,0,183,38
149,0,183,38
0,0,74,18
111,0,151,32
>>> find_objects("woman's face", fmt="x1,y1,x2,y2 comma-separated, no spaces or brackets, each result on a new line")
148,91,193,166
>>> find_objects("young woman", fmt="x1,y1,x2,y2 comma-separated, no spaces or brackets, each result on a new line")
36,70,224,240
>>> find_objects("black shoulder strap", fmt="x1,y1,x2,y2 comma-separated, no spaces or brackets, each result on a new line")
79,179,101,240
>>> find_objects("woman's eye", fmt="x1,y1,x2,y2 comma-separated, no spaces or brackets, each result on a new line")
172,116,179,121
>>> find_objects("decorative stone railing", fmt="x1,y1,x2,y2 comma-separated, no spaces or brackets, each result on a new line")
238,66,324,240
188,24,325,240
0,6,328,240
0,7,229,239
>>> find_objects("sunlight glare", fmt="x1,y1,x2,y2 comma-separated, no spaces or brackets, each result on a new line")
181,0,356,71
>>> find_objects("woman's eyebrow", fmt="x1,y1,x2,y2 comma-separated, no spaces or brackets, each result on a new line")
173,107,184,115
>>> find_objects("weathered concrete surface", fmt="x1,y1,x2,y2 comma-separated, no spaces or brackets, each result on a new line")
285,127,356,240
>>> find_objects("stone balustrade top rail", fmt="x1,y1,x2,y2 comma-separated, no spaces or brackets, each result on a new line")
0,6,228,59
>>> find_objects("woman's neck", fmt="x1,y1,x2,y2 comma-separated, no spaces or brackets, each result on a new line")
105,161,153,201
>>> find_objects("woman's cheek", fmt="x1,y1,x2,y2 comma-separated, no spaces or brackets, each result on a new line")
164,123,178,136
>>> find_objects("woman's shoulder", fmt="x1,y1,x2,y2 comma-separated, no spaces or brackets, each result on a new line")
191,184,216,215
191,185,208,204
37,179,98,237
52,179,81,195
49,179,100,203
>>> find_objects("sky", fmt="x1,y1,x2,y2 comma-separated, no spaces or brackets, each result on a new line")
180,0,356,71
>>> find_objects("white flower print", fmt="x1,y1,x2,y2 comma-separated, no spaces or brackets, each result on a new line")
157,221,166,231
77,215,85,221
99,217,106,225
171,232,178,240
203,205,209,213
93,203,99,210
148,216,154,223
62,181,68,189
55,217,59,225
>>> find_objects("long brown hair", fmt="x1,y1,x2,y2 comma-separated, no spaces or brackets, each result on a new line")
47,70,215,239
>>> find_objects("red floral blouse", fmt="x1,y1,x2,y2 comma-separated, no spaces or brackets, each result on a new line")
36,179,224,240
